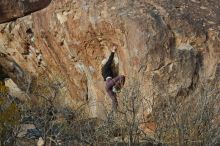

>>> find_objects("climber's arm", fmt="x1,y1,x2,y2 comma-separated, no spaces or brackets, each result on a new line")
105,52,114,67
104,46,117,67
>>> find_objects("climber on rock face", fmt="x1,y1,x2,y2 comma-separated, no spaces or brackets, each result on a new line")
101,46,125,111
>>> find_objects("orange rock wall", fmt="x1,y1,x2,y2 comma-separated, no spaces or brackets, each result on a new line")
0,0,219,117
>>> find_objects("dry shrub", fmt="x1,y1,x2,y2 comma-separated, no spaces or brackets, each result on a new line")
152,82,220,146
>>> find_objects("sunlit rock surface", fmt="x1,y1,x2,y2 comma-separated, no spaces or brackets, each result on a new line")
0,0,219,118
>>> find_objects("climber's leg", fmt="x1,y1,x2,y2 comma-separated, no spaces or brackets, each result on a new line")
112,75,125,89
110,94,118,111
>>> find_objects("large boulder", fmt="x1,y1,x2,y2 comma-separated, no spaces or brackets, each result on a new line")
0,0,219,118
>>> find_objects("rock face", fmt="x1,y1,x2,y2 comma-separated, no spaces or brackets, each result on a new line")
0,0,219,117
0,0,52,23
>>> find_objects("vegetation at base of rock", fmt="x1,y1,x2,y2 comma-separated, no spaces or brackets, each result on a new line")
0,73,220,146
152,82,220,146
19,77,158,146
0,82,21,145
0,75,160,145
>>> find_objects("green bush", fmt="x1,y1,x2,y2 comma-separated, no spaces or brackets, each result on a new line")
0,82,21,145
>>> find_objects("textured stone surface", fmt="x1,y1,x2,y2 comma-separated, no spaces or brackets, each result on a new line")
0,0,52,23
0,0,219,118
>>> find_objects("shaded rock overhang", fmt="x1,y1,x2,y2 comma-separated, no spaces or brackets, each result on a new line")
0,0,52,24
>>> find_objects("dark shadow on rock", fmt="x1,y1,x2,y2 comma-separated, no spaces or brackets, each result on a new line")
0,0,52,24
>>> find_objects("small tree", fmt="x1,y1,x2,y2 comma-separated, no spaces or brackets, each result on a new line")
104,80,154,145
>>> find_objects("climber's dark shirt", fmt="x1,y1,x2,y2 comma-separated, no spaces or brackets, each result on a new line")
101,52,114,81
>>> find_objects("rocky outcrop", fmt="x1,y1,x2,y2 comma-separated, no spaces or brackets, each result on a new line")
0,0,52,23
0,0,219,118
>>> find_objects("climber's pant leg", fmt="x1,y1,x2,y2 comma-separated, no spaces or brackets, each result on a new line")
110,94,118,111
106,79,118,110
112,75,126,88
